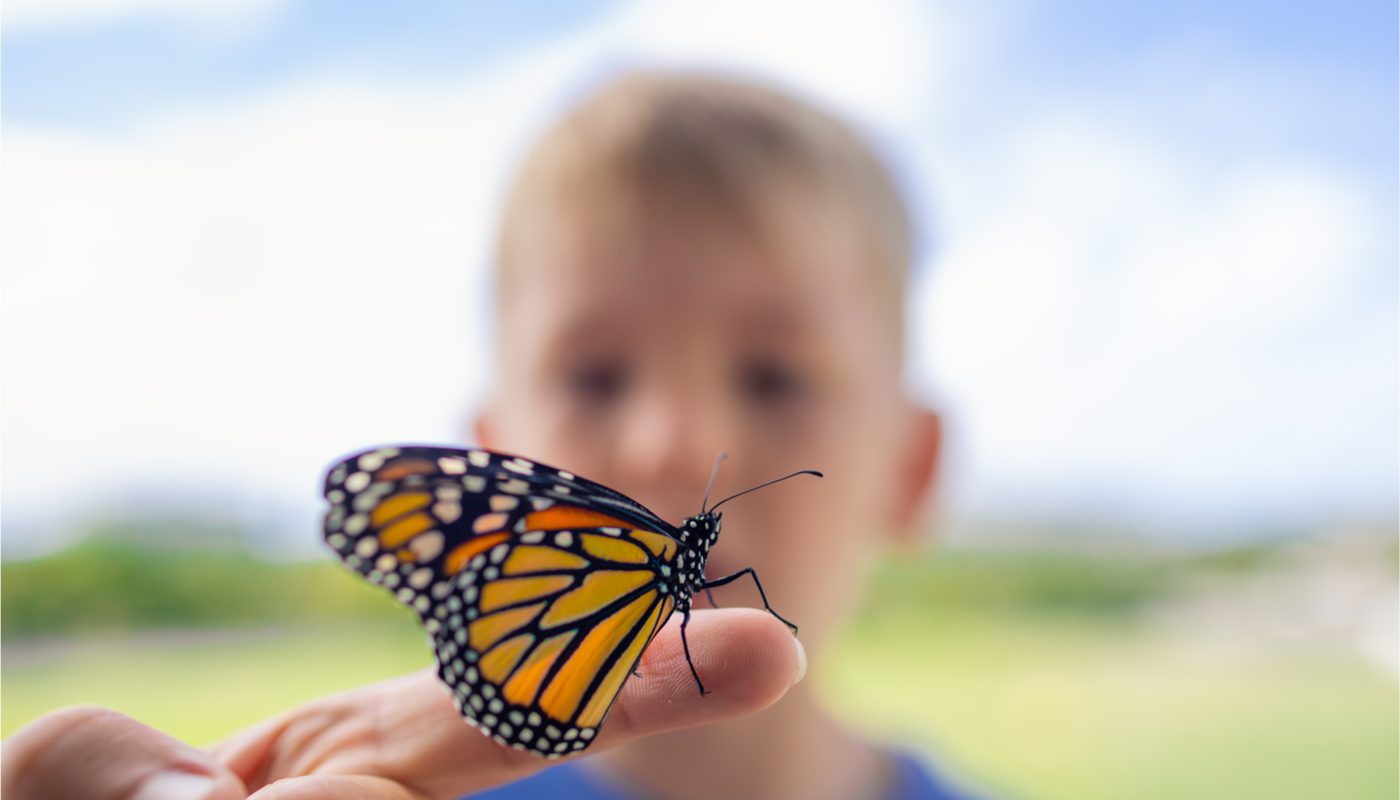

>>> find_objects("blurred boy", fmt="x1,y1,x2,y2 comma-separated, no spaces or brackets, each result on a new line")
1,70,975,800
467,71,966,800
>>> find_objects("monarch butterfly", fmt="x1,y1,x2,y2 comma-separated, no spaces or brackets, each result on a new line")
321,445,818,757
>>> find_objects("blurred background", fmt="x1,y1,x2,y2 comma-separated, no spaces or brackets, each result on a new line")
2,1,1396,798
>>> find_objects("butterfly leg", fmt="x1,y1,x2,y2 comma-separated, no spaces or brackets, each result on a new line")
680,609,707,696
699,568,798,634
704,587,719,609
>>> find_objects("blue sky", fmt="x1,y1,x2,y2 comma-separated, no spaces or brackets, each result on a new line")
3,0,1396,555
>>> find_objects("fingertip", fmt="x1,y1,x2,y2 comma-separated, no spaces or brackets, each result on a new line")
604,608,802,743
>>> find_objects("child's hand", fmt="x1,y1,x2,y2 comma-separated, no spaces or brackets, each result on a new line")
2,610,803,800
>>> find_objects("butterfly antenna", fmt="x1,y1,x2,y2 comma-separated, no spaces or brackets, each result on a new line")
708,469,823,513
701,452,728,513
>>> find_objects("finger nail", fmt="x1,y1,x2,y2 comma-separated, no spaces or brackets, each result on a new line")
791,636,807,685
132,770,218,800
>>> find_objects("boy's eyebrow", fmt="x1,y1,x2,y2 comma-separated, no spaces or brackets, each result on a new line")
731,299,827,338
534,309,631,351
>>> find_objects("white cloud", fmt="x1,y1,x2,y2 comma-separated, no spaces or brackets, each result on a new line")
1,75,546,555
2,0,1394,556
599,0,964,131
914,115,1397,529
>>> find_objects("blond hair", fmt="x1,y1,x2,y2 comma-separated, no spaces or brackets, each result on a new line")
495,70,913,346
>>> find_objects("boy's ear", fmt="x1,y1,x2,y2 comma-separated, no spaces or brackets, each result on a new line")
889,406,941,542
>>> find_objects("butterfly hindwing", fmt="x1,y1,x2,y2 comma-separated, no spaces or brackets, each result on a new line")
322,445,682,756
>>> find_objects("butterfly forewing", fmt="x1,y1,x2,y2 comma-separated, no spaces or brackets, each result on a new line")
322,445,682,756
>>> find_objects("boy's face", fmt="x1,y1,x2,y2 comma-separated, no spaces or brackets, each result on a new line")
478,193,938,648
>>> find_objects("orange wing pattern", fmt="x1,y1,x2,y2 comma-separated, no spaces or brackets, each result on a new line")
323,445,683,756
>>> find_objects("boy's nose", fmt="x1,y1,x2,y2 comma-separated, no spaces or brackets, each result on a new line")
614,383,727,517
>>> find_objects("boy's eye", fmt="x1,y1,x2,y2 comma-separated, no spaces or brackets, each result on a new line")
738,359,808,405
565,361,628,404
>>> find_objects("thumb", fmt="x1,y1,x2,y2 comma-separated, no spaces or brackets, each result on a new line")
2,706,247,800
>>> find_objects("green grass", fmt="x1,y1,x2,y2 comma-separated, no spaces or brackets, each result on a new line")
2,622,431,745
822,612,1398,800
4,612,1394,800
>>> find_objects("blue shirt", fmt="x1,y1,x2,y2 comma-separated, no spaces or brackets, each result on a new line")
466,752,986,800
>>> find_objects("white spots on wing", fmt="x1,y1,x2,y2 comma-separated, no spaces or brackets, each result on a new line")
433,501,462,524
497,479,529,495
554,531,574,548
503,458,534,475
375,554,397,572
489,543,510,563
345,471,370,492
463,476,487,493
472,512,509,533
409,568,434,589
489,495,519,512
344,514,368,535
354,536,378,558
409,531,444,561
439,457,467,475
520,531,545,544
530,497,555,511
468,450,491,468
357,452,386,471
